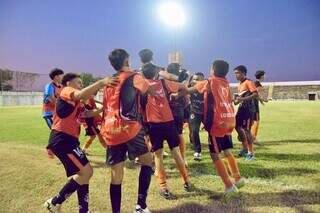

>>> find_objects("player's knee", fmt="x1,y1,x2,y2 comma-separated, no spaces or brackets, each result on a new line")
154,149,163,157
210,153,220,161
223,149,232,156
137,152,153,166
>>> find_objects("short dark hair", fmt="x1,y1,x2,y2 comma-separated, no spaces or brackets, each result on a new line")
141,63,158,79
108,49,129,71
255,70,265,79
61,73,80,86
234,65,247,75
195,72,205,78
139,49,153,64
167,63,181,76
212,60,229,77
49,68,64,80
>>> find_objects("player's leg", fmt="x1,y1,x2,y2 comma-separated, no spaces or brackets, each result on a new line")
235,109,249,157
167,124,191,191
208,136,238,201
251,112,260,143
127,129,154,212
189,113,202,161
221,135,245,189
106,143,127,213
245,117,255,161
45,144,92,213
82,135,96,153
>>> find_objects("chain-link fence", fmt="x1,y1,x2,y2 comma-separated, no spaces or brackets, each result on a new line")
0,69,50,93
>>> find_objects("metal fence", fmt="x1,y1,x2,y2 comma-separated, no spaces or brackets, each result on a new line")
0,69,50,93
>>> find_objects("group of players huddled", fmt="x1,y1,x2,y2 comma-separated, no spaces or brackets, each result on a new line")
41,48,268,213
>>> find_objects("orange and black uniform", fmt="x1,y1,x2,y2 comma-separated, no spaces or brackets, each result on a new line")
194,76,235,153
236,79,257,130
100,70,150,165
47,87,89,177
83,97,101,136
144,79,185,151
253,80,262,121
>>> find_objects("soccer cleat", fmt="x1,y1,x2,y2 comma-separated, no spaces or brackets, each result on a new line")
134,204,152,213
222,185,239,203
235,178,246,189
183,182,193,192
245,153,254,161
238,149,248,157
44,198,61,213
193,152,202,161
159,189,176,200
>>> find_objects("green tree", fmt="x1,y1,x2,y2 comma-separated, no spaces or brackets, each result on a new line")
0,69,13,91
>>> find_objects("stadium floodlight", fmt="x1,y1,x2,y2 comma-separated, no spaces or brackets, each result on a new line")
158,1,186,28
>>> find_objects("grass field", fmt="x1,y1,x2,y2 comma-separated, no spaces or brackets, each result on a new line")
0,101,320,213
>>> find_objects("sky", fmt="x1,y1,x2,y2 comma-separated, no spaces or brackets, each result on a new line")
0,0,320,82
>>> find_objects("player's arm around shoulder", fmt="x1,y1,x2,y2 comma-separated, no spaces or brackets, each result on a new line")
73,76,119,102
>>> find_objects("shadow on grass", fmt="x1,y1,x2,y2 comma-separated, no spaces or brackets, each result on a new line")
238,163,318,179
152,189,320,213
262,139,320,145
165,160,318,180
256,152,320,162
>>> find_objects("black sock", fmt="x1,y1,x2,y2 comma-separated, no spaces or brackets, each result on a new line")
52,178,80,205
137,165,153,209
110,184,121,213
77,184,89,213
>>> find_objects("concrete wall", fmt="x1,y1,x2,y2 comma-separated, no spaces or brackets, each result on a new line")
0,91,104,106
1,83,319,106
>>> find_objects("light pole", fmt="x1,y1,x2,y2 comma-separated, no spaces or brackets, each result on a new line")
158,1,186,64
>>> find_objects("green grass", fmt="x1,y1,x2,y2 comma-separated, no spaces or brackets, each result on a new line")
0,101,320,213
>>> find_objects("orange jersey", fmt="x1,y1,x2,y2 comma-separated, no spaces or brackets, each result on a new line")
237,79,257,96
100,70,149,146
52,87,84,138
194,76,235,137
145,79,183,123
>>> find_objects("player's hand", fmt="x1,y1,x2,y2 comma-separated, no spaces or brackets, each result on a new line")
102,76,119,87
147,85,159,97
170,92,179,100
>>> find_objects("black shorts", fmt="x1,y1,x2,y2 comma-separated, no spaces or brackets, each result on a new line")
208,135,233,154
236,107,254,130
148,121,180,152
252,112,260,121
106,128,149,166
48,130,89,177
173,118,184,135
43,115,53,129
85,125,100,136
183,105,190,122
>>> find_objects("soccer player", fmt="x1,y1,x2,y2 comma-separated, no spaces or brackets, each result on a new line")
188,72,205,161
165,63,189,164
189,60,245,202
251,70,268,143
139,48,178,81
141,63,192,200
100,49,155,213
81,95,107,154
44,73,118,213
42,68,64,129
233,65,258,161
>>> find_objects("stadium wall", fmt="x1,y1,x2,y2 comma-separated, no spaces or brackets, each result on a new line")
0,81,319,106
